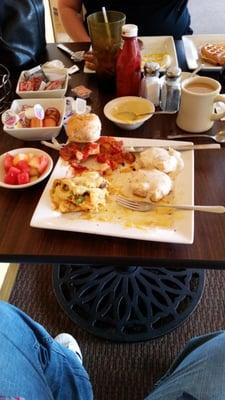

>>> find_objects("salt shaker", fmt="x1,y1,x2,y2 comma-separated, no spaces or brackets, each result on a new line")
139,62,161,106
160,66,182,112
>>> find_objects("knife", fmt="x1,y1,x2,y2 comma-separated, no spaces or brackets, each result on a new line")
124,143,221,152
57,44,85,62
182,37,199,70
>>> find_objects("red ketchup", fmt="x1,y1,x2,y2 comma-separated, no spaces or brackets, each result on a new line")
116,24,141,97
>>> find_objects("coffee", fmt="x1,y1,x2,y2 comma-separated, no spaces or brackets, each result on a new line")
185,82,215,93
177,76,225,132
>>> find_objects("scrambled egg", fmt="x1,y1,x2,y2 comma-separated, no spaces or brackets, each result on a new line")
50,171,108,213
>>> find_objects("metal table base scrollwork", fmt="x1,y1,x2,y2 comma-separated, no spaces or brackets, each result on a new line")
0,64,12,114
53,265,205,342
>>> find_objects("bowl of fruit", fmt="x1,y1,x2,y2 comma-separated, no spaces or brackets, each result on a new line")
0,148,53,188
2,98,66,141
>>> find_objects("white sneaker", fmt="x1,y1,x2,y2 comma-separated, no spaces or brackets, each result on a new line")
54,333,83,363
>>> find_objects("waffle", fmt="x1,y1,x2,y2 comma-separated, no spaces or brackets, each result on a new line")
200,43,225,66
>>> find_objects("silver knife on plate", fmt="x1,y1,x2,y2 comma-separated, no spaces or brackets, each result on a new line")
124,144,221,152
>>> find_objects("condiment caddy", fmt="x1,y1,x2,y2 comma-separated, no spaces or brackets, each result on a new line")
115,24,182,113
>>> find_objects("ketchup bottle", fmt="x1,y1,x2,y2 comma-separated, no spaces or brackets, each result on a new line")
116,24,141,97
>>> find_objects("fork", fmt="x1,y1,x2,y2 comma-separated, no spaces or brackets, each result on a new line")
116,196,225,213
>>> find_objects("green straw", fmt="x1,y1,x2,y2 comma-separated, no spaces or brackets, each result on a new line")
102,7,112,45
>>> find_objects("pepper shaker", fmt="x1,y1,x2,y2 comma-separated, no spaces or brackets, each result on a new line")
160,66,182,112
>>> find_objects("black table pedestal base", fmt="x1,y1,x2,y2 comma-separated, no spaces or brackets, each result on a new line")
53,265,205,343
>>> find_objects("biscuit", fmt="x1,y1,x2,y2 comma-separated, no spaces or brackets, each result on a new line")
66,113,101,143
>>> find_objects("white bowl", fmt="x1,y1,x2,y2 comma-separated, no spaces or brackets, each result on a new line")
104,96,155,130
3,98,66,141
0,147,53,189
16,69,69,99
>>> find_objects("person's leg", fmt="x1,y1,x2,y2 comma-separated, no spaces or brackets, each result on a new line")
0,301,93,400
145,331,225,400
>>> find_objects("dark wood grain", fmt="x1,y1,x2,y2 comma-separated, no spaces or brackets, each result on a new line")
0,42,225,267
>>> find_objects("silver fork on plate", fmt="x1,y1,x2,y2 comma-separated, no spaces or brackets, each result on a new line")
116,196,225,213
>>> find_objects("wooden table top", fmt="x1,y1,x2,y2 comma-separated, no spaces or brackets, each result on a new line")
0,41,225,268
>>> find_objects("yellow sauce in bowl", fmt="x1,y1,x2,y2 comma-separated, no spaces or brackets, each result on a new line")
111,99,154,122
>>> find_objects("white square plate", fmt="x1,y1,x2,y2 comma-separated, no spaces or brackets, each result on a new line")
30,138,194,244
182,34,225,70
84,36,178,73
140,36,178,71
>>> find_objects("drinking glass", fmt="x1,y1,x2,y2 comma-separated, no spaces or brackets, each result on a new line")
87,10,126,89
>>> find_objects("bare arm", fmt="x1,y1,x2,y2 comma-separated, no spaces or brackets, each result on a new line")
57,0,91,42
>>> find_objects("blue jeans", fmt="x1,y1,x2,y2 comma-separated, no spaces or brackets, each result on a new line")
1,301,225,400
0,301,93,400
145,331,225,400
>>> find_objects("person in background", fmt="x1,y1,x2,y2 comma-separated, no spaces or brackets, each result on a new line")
1,301,225,399
57,0,192,42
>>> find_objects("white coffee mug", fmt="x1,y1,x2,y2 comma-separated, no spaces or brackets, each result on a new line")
176,76,225,133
